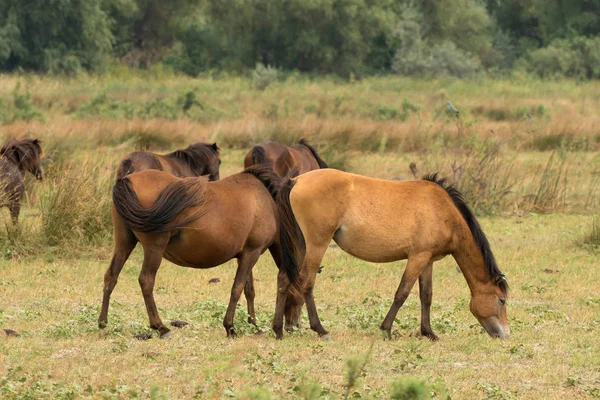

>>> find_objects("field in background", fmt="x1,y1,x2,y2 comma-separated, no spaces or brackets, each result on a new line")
0,74,599,399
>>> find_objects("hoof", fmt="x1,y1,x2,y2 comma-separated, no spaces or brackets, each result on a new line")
134,333,153,341
247,317,256,325
380,328,391,341
160,330,173,339
226,328,237,338
98,321,107,329
170,320,188,328
320,333,332,342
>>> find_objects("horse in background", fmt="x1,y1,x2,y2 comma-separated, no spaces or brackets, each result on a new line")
116,142,221,181
0,138,44,223
243,139,328,177
273,169,509,341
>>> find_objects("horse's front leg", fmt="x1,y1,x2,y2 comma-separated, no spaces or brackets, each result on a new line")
223,250,261,337
418,262,438,341
380,252,432,340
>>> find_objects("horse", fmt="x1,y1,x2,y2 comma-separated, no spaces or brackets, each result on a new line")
116,142,221,181
273,169,509,341
243,139,328,176
0,138,44,223
98,165,289,338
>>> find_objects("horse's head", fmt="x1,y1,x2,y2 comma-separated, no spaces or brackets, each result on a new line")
0,138,44,180
188,142,221,181
469,277,509,338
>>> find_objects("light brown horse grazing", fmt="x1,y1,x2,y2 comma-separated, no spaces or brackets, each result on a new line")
0,138,44,223
116,142,221,181
243,139,328,176
98,166,287,338
274,169,509,341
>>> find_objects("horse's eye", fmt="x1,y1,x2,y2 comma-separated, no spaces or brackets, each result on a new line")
499,298,506,306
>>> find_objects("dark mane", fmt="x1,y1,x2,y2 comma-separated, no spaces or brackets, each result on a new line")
250,146,271,166
0,138,43,171
242,164,282,199
298,139,328,169
167,143,218,176
422,173,508,295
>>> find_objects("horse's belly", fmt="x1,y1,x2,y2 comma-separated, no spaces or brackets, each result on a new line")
164,236,241,269
333,224,410,263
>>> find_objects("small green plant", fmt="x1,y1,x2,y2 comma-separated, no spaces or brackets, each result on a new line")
390,377,432,400
252,63,279,91
343,342,374,399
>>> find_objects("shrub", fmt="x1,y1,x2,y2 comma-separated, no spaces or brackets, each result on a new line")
252,63,279,91
390,378,432,400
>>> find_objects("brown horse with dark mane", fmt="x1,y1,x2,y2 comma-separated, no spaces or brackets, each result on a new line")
243,139,328,176
273,169,509,341
116,142,221,181
0,138,44,223
99,165,289,338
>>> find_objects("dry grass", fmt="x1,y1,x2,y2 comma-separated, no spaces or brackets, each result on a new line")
0,74,600,399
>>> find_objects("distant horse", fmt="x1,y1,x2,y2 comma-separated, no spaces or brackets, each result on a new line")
243,139,328,176
0,138,44,223
99,166,289,338
116,142,221,181
273,169,509,340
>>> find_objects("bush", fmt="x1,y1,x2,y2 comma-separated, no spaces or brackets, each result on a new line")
252,63,279,91
526,36,600,79
390,378,432,400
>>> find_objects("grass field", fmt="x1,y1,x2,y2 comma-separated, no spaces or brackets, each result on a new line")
0,73,599,399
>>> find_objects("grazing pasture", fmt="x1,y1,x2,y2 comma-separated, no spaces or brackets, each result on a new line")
0,74,599,399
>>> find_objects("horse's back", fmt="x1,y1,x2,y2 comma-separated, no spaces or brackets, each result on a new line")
291,169,462,261
165,172,278,267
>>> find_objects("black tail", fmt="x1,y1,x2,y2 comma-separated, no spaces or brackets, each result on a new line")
251,146,271,166
298,139,328,169
242,164,282,199
112,177,208,233
422,173,508,294
277,179,303,288
116,158,134,180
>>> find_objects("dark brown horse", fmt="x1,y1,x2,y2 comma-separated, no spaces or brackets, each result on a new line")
0,138,44,223
243,139,328,176
116,142,221,181
99,166,287,338
274,169,509,341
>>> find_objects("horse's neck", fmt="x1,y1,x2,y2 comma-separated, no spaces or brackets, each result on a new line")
452,237,492,295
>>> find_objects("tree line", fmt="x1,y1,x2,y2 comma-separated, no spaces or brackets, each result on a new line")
1,0,599,79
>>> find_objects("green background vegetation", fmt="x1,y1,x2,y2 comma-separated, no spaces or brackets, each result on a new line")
1,0,600,79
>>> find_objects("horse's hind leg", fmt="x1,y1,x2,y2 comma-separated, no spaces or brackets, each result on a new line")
418,262,438,341
244,270,256,325
224,250,261,337
98,219,137,329
268,241,303,331
138,237,170,338
380,252,432,339
299,244,330,339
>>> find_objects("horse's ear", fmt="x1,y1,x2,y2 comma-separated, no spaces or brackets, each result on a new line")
211,143,219,152
33,139,40,145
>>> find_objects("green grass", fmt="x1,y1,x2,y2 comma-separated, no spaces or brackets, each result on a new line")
0,214,599,398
